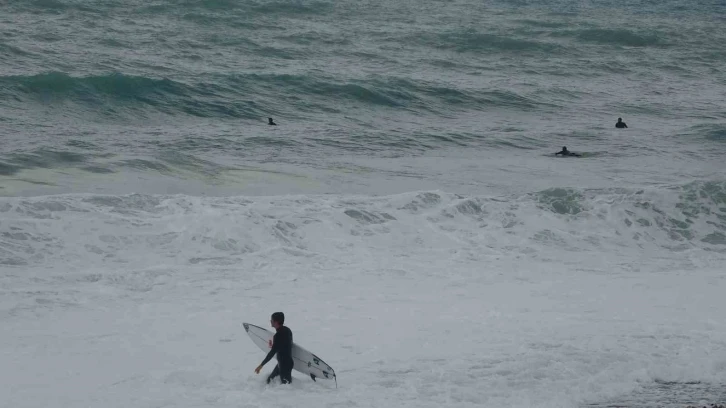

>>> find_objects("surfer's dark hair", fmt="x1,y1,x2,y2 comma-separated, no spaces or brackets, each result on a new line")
271,312,285,324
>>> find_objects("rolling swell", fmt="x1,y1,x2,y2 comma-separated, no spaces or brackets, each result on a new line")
0,42,31,58
227,73,551,113
672,124,726,150
408,29,562,54
556,28,670,47
7,0,121,15
175,0,332,14
0,148,98,176
691,124,726,142
1,71,550,121
0,145,231,179
0,72,264,120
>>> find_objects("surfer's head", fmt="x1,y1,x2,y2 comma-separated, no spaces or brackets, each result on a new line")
271,312,285,328
562,146,568,151
618,117,622,122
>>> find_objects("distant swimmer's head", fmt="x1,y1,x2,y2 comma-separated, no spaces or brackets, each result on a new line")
268,117,276,125
617,118,623,122
271,312,285,328
562,146,568,151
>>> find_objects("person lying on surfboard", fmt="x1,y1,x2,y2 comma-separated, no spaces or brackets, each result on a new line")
554,146,581,157
254,312,294,384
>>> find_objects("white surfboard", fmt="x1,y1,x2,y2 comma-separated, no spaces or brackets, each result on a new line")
243,322,337,385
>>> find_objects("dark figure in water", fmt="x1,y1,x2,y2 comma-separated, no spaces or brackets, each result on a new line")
615,117,627,128
555,146,580,157
255,312,294,384
268,118,277,125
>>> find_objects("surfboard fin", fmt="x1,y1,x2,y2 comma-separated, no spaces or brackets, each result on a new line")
310,373,316,382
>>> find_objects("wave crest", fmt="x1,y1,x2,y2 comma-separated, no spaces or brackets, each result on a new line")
2,180,724,268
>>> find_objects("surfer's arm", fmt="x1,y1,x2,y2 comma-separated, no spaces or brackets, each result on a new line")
259,349,276,367
259,334,279,367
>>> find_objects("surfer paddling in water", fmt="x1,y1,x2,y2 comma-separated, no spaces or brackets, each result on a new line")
255,312,294,384
555,146,581,157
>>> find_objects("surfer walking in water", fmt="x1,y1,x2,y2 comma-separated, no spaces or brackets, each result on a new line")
255,312,294,384
615,117,627,128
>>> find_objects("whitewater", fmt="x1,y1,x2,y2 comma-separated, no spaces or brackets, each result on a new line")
1,0,726,407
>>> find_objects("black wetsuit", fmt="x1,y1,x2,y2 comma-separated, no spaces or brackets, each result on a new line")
261,326,294,384
616,121,627,128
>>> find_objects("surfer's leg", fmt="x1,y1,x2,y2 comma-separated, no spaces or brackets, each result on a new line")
266,364,280,384
280,360,293,384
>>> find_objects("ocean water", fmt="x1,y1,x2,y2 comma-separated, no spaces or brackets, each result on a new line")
1,0,725,407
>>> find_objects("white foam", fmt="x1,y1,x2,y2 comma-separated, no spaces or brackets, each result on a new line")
1,187,725,407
